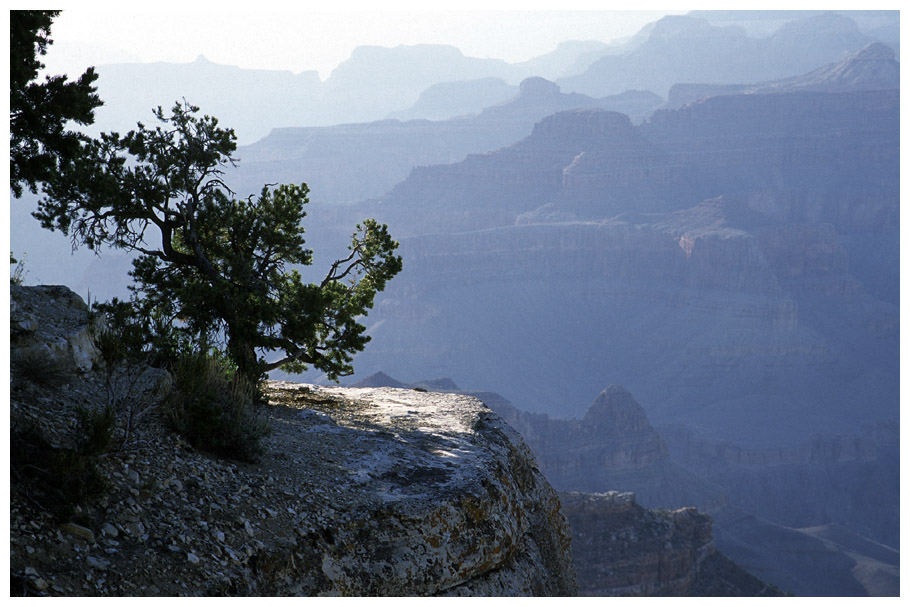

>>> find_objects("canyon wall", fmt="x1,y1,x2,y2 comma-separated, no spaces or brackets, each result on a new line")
560,492,781,596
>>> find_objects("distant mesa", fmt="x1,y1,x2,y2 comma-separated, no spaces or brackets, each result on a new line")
518,77,562,97
753,41,900,94
386,77,516,121
851,40,898,61
529,108,635,143
558,11,887,99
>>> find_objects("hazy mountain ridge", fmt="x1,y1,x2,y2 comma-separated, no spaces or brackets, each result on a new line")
11,11,899,597
74,10,896,147
665,41,899,108
228,78,663,205
385,77,517,122
82,38,621,145
86,56,322,144
557,12,893,99
361,87,897,237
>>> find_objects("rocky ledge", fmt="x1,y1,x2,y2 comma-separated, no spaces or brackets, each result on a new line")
10,285,576,597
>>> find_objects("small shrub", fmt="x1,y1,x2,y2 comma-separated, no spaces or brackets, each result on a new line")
10,420,110,522
90,318,130,370
75,405,116,456
49,447,109,509
163,351,271,462
10,251,27,285
88,298,155,367
13,348,73,388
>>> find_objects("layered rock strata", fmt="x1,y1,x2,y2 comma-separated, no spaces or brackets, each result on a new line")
560,491,782,596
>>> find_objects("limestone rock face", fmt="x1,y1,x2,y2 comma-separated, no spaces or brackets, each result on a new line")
262,382,577,596
10,284,102,374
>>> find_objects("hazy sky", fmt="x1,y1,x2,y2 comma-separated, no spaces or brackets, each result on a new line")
43,5,689,80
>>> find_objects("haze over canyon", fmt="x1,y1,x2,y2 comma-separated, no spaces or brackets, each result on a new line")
10,9,900,597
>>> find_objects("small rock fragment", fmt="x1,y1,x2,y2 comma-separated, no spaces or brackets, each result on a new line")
124,522,145,537
30,577,49,591
61,522,95,544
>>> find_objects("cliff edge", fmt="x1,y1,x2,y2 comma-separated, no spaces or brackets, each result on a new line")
10,284,577,596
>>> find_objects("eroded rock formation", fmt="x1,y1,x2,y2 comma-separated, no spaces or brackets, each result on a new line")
485,385,726,514
10,285,576,597
560,491,781,596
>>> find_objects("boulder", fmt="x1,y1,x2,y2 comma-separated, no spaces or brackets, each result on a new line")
10,284,103,376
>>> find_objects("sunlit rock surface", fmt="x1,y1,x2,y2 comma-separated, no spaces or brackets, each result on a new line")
240,381,578,596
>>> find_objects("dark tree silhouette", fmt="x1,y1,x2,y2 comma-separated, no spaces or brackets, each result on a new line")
10,10,102,197
36,101,402,380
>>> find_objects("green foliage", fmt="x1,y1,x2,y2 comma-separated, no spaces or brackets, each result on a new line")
88,303,133,368
36,101,403,381
162,350,271,462
89,297,182,368
9,10,102,198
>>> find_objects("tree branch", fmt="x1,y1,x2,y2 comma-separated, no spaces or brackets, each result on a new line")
260,347,318,373
321,246,363,287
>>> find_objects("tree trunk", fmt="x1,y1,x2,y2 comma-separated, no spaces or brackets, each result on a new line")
227,329,261,381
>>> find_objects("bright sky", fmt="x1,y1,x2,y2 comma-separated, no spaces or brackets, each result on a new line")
43,4,689,80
